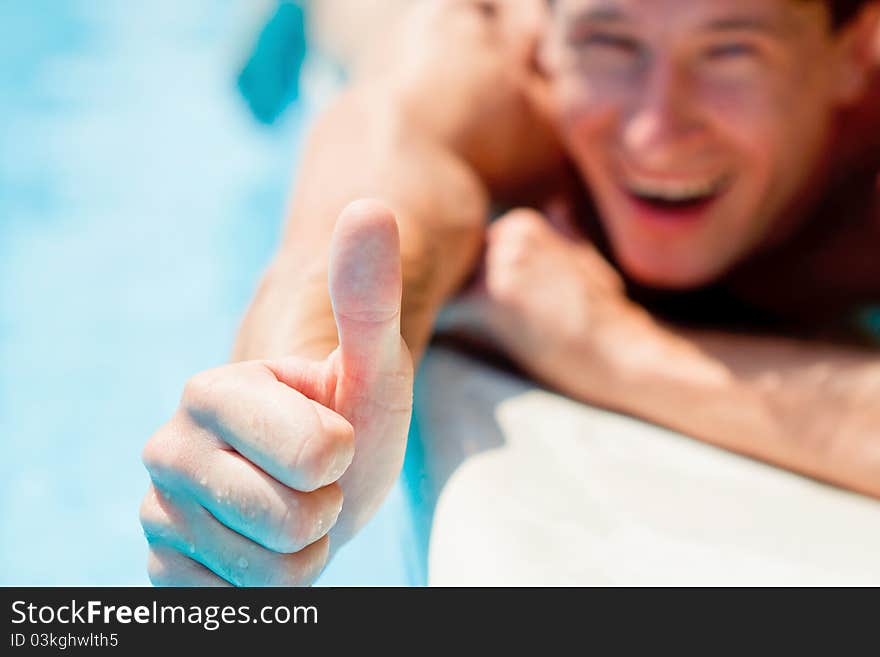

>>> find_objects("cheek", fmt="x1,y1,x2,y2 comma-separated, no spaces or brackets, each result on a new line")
701,67,834,193
694,104,783,249
712,104,780,199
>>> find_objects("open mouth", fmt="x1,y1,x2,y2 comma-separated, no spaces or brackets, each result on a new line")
621,174,732,220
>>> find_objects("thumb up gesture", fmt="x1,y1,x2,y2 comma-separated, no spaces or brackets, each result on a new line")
140,200,413,586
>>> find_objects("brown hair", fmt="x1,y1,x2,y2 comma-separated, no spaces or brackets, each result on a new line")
827,0,872,28
546,1,872,30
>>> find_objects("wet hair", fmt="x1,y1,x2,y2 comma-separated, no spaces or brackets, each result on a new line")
546,1,871,30
826,0,872,28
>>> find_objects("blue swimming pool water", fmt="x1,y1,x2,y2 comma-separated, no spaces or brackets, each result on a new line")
0,0,414,586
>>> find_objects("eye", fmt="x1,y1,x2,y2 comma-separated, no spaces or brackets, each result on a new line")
570,31,642,56
705,42,759,60
588,33,641,54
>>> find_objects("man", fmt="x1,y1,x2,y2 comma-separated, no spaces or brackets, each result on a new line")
139,0,880,586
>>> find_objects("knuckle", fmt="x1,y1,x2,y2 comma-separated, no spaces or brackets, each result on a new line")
488,213,545,269
141,418,195,480
495,208,544,241
140,434,164,473
504,207,545,226
141,427,174,473
180,367,229,418
139,487,175,541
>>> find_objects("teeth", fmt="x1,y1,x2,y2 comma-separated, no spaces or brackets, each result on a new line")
626,176,728,202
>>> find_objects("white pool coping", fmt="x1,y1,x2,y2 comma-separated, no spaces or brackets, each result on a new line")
412,346,880,586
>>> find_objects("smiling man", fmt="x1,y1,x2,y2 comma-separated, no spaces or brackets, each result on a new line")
140,0,880,586
550,1,874,286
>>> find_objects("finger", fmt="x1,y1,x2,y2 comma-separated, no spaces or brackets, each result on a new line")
323,200,414,546
191,448,343,553
180,363,355,492
144,428,344,553
264,355,334,408
147,545,230,587
141,486,329,587
328,199,404,380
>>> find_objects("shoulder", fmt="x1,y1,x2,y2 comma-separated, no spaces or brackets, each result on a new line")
352,0,546,76
367,1,564,193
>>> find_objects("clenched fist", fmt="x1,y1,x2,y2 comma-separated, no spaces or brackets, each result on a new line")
438,207,647,406
140,200,414,586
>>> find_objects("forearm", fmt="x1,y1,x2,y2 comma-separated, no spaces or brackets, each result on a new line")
232,85,487,364
233,1,563,365
546,312,880,498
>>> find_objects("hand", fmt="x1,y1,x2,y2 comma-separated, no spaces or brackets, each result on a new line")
139,200,413,586
440,208,641,390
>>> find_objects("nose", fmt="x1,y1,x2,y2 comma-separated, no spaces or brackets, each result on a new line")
622,59,706,165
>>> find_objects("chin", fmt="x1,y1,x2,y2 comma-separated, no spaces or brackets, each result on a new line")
615,247,727,291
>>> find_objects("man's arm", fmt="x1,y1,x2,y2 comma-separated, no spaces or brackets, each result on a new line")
574,322,880,500
232,84,488,364
449,209,880,499
140,1,565,586
233,0,562,364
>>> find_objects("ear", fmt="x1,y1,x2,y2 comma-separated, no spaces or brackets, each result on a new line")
535,2,561,81
501,0,558,120
832,3,880,106
526,2,564,123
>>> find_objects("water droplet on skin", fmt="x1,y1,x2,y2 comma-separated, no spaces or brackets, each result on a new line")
238,557,249,569
199,477,207,486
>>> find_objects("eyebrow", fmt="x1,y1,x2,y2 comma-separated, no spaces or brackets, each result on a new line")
564,6,628,25
702,16,784,35
565,6,786,36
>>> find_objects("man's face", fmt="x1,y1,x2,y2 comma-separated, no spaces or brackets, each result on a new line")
545,0,853,288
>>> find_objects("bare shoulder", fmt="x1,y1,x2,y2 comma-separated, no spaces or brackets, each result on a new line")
356,0,565,195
